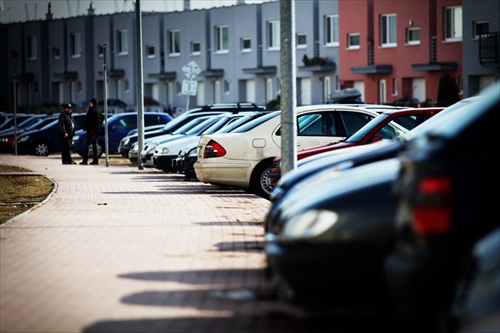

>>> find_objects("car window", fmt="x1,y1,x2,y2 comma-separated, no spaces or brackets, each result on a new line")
340,111,374,136
113,116,137,130
172,116,214,135
297,113,338,136
392,114,429,130
145,115,168,126
231,111,280,133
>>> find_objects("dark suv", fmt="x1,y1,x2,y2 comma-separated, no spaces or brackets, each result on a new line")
384,83,500,333
117,103,265,158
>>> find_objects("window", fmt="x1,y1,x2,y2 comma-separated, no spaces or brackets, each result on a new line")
267,20,280,50
473,21,489,39
146,45,155,58
117,30,128,55
381,14,397,47
168,30,180,55
379,79,387,104
406,27,420,45
191,41,201,55
444,6,462,41
224,80,230,95
296,33,307,48
325,15,339,46
215,25,229,53
70,33,82,57
26,36,37,60
392,78,398,96
348,33,360,49
176,81,182,95
98,44,107,57
52,47,60,59
241,37,251,52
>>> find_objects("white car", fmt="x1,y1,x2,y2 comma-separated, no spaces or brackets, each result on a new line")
194,105,381,198
151,112,268,172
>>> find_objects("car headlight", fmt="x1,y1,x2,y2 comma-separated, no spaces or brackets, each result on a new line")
72,135,80,142
121,138,130,146
159,147,169,154
279,209,338,241
275,159,282,171
187,148,197,157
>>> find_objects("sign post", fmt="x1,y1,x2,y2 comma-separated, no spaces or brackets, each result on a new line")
181,61,201,111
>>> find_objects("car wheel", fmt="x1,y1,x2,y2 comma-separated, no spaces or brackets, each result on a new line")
88,141,104,158
250,160,274,199
33,142,50,156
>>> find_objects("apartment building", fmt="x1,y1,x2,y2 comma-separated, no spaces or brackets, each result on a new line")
0,0,498,114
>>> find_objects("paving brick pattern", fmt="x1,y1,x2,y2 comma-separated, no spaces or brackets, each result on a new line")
0,154,387,333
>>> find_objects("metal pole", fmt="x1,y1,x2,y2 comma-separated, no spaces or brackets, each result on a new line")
102,44,109,167
12,56,18,155
135,0,145,170
280,0,297,176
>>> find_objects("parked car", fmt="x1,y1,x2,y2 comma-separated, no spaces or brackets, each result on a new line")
0,115,57,152
15,114,87,156
384,82,499,333
117,102,265,158
269,107,444,185
0,113,34,132
130,114,223,165
71,112,173,157
267,98,480,224
265,157,401,316
154,111,270,173
194,105,380,198
451,227,500,333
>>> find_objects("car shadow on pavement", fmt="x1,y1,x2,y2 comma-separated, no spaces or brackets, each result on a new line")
81,268,388,333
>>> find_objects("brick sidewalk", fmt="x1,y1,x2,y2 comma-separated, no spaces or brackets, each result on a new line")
0,154,390,333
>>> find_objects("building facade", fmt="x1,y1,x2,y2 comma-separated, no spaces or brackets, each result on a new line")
0,0,498,114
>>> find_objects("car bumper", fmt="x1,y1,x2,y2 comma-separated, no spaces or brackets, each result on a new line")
193,160,253,188
152,154,176,172
265,233,386,301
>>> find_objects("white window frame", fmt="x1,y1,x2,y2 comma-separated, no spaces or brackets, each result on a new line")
473,21,489,39
146,45,155,58
267,20,280,50
379,79,387,104
168,30,180,56
325,14,339,46
444,6,462,41
296,33,307,48
215,25,229,53
381,14,397,47
406,27,421,45
116,30,128,55
70,33,82,58
392,78,398,96
323,76,331,103
347,33,360,49
224,80,230,95
241,37,251,52
52,47,60,60
26,36,37,60
191,41,201,55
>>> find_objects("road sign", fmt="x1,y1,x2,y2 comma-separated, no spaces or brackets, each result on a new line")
182,61,201,79
182,79,198,96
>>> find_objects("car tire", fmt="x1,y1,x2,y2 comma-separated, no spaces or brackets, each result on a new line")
88,141,104,158
33,141,50,156
250,160,274,199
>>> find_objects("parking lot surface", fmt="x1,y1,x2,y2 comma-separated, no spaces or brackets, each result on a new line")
0,154,389,333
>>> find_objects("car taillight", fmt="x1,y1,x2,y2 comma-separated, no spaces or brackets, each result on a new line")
412,176,453,235
203,139,226,158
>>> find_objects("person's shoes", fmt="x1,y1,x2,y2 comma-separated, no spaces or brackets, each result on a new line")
69,161,77,164
90,161,98,165
80,161,88,165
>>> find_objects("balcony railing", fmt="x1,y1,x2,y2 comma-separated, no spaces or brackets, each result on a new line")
479,32,500,65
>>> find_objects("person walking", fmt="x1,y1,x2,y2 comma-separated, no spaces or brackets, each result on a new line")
80,98,103,165
58,103,76,165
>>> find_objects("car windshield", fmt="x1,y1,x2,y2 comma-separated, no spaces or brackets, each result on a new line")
404,90,496,141
345,113,408,143
171,116,215,135
231,111,280,133
217,113,264,134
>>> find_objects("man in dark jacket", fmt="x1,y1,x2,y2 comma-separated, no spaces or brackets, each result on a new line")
58,103,76,165
81,98,103,165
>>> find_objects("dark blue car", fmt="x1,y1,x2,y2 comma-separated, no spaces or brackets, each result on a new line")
15,114,87,156
71,112,172,157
